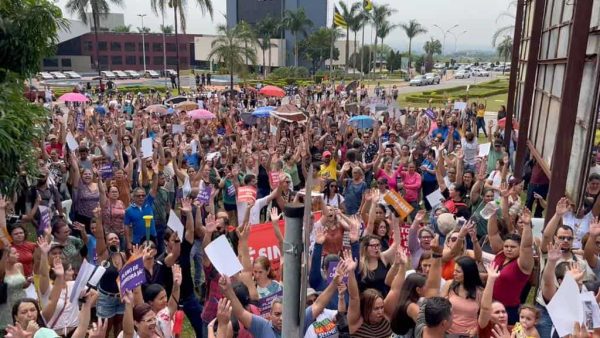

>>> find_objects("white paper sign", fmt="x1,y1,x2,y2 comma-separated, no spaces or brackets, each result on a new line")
546,274,583,337
66,132,79,151
167,210,185,241
426,189,445,208
70,259,95,304
206,152,220,161
478,143,491,157
453,102,467,111
172,124,185,134
141,138,153,158
191,142,197,154
205,235,243,277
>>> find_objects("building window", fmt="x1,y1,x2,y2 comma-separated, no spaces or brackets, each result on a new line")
138,42,149,52
111,42,121,51
111,56,122,65
124,42,136,52
153,43,163,52
98,56,109,65
166,56,177,65
139,56,150,65
43,58,58,67
126,56,136,65
98,41,108,51
166,43,176,52
83,41,93,52
153,56,164,65
61,59,72,67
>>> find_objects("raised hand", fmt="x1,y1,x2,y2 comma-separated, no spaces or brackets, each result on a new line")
566,262,585,283
348,216,360,243
431,234,443,255
520,208,532,226
414,209,426,224
491,323,510,338
205,214,218,233
52,256,64,277
122,290,134,305
556,197,571,216
0,195,6,210
269,207,281,223
5,323,33,338
131,244,143,257
485,262,500,281
590,217,600,237
341,249,357,272
499,182,510,198
37,236,51,254
314,226,327,245
394,248,408,266
180,197,192,213
172,264,182,286
83,289,99,307
218,274,232,292
237,223,250,241
216,298,232,325
546,242,562,262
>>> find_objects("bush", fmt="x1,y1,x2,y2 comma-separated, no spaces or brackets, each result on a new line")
404,79,508,104
269,67,310,80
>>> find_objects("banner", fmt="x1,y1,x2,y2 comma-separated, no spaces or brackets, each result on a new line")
269,171,280,187
384,191,414,219
117,255,146,296
258,289,283,318
238,186,257,204
197,185,212,204
326,261,348,284
38,205,51,236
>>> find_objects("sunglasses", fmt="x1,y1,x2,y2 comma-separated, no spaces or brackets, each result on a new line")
557,236,573,241
329,184,337,188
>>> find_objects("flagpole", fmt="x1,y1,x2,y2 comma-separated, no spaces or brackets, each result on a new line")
360,22,365,80
330,27,335,80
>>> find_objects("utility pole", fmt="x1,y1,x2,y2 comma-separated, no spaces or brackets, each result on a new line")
173,2,181,95
282,203,304,337
433,24,459,56
162,14,168,89
138,14,147,73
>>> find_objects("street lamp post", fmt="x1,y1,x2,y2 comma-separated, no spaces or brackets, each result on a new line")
448,30,468,54
433,24,459,56
138,14,147,73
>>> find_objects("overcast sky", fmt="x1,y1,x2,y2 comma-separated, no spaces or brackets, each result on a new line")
54,0,515,52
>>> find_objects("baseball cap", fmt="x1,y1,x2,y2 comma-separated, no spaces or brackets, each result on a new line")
322,151,332,158
34,328,60,338
50,241,64,250
47,134,57,141
307,288,320,298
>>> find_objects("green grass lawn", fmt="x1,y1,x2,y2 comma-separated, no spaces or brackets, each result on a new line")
397,89,508,112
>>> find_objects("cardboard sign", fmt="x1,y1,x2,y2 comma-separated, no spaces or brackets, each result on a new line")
399,223,411,249
238,186,257,204
38,205,51,235
258,289,283,318
269,171,280,187
326,261,348,285
118,255,146,296
453,102,467,111
384,190,414,219
197,185,212,204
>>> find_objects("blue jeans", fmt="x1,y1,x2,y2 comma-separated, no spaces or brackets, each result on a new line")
191,239,203,289
182,294,204,337
536,303,559,338
476,117,487,137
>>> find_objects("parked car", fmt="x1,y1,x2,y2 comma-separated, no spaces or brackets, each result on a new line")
113,70,129,79
144,70,160,78
24,85,46,102
125,70,141,79
409,75,429,86
36,72,54,81
424,73,441,84
454,70,470,79
165,69,177,77
63,71,82,79
101,71,117,79
473,69,490,77
50,71,67,79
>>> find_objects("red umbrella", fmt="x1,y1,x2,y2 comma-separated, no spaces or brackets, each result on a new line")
259,85,285,98
187,109,216,120
57,92,89,102
497,117,519,130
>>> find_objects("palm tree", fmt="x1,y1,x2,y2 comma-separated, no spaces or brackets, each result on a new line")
400,19,427,75
376,20,399,73
492,1,517,46
137,27,151,33
369,4,396,76
496,35,513,74
255,15,281,77
423,38,442,72
160,24,173,34
208,24,256,90
236,21,255,69
65,0,124,76
151,0,213,93
338,1,361,73
283,8,313,67
112,24,131,32
347,10,366,72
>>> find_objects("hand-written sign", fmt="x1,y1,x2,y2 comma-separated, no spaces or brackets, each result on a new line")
117,255,146,296
384,190,414,219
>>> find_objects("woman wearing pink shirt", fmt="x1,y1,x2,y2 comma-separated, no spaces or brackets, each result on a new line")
397,162,422,217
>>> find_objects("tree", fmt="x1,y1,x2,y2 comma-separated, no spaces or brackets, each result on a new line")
386,50,403,74
151,0,214,94
400,19,427,75
349,45,372,75
236,21,255,68
283,8,313,67
160,24,174,34
208,24,256,90
369,4,396,76
423,38,442,72
376,20,399,73
255,15,281,77
0,0,65,195
66,0,124,76
496,35,513,74
112,24,132,32
137,26,151,33
338,1,361,73
492,1,517,46
347,10,366,72
299,28,340,73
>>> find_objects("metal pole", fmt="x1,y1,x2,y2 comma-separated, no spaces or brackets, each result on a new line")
173,3,181,95
282,203,304,338
329,28,335,80
360,24,365,78
162,14,167,89
138,14,147,73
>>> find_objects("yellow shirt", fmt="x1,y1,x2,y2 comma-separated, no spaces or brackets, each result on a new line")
476,109,485,118
319,159,338,180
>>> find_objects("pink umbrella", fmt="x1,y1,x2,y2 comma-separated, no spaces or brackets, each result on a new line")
57,92,89,102
187,109,216,120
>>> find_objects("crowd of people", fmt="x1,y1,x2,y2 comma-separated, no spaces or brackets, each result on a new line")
1,77,598,338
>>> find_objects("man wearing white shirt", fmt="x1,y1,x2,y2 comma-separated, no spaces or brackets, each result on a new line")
237,174,282,225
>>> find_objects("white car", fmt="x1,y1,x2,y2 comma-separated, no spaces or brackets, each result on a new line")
144,70,160,78
37,72,54,81
100,71,117,79
409,75,429,86
473,69,490,77
454,70,470,79
63,71,81,79
125,70,141,79
424,73,440,84
50,72,67,79
165,69,177,76
113,70,129,79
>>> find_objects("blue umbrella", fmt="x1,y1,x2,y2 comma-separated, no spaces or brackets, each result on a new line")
252,106,275,118
349,115,375,129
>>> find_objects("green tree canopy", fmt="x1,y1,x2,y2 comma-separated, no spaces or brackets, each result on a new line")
299,28,340,73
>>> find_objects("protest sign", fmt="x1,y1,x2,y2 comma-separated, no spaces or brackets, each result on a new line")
197,185,212,204
118,255,146,296
238,186,257,204
38,205,51,235
205,235,243,276
384,190,414,219
258,289,283,318
326,261,348,285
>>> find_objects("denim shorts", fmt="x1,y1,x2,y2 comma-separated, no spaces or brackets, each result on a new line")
96,290,125,318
